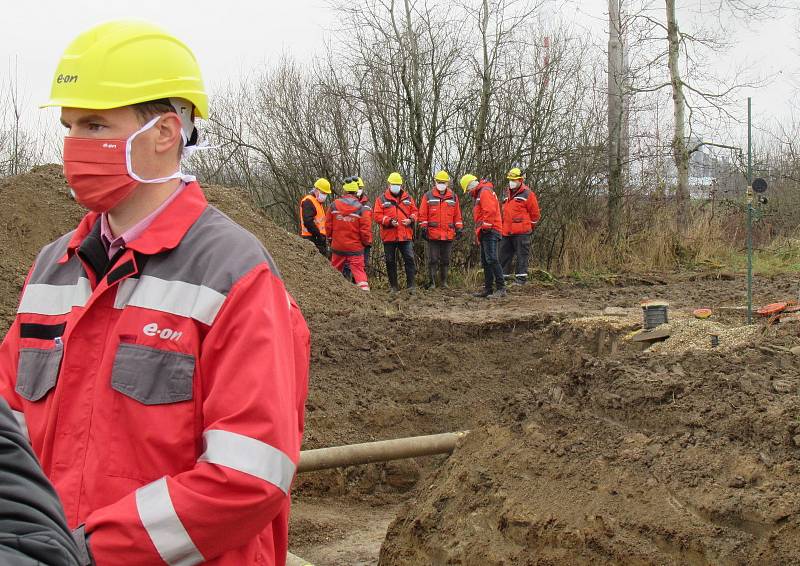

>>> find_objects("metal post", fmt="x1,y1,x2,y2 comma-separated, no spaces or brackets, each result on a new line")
747,97,753,324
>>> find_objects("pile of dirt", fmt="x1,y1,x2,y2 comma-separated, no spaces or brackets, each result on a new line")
0,165,368,335
380,335,800,564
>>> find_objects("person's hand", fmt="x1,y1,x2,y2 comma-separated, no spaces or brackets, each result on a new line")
455,229,463,240
402,218,412,226
391,219,399,227
421,228,428,241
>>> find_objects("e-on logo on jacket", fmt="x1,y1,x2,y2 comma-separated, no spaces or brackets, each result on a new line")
142,323,183,342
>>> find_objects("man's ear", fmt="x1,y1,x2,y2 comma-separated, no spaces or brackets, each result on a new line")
154,113,183,156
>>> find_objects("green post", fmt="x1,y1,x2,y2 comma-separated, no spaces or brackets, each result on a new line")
746,97,753,324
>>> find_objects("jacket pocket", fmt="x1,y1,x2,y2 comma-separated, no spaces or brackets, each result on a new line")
111,344,194,404
16,341,63,402
108,344,197,481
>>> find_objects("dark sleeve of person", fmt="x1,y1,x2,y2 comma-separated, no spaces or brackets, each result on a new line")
301,199,323,240
0,398,85,566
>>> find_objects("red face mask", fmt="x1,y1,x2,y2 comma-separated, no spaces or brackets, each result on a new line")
62,116,192,213
63,136,139,212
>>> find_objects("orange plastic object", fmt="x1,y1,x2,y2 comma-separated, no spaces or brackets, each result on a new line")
693,308,712,319
783,304,800,314
757,302,787,317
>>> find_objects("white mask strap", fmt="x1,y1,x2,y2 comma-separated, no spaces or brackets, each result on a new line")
125,116,196,184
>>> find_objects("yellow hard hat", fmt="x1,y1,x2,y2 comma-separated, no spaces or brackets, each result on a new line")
357,177,365,188
41,20,208,119
434,170,450,182
506,167,524,180
314,178,332,194
387,172,403,185
343,179,360,193
460,174,478,193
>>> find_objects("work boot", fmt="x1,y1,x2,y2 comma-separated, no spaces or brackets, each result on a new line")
439,267,449,289
408,285,417,295
514,275,528,285
489,287,507,299
472,288,492,298
389,286,399,295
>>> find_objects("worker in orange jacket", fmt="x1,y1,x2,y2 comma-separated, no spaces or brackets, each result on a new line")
460,174,505,298
418,170,463,289
326,177,372,291
374,172,418,293
299,178,331,255
500,167,541,285
0,21,310,566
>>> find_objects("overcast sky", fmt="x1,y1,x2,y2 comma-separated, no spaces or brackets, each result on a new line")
1,0,797,144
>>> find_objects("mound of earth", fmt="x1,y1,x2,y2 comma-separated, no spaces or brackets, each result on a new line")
0,165,367,335
380,342,800,565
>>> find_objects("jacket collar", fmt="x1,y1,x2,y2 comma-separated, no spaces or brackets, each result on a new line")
431,187,453,199
384,188,407,202
64,181,208,262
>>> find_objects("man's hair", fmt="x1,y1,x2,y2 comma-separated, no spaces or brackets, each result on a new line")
131,98,184,158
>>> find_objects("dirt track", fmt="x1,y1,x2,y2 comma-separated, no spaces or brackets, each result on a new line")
2,167,800,565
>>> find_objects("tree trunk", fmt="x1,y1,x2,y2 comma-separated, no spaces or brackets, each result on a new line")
607,0,625,252
474,0,491,172
666,0,690,236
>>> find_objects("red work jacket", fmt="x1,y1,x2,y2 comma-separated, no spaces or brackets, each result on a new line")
0,181,310,566
374,190,418,242
418,188,463,241
325,196,372,255
469,181,502,239
502,184,541,236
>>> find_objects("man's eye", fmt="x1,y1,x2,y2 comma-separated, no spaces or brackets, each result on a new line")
88,123,105,131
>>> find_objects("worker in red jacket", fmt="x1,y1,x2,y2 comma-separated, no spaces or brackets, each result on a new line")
0,21,310,566
418,170,463,289
356,177,373,270
460,174,506,298
374,172,418,293
500,167,541,285
326,177,372,291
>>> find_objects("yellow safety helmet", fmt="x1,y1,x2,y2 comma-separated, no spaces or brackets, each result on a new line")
41,20,208,119
506,167,524,181
460,174,478,193
343,178,360,193
434,170,450,183
314,178,332,194
357,177,365,188
387,172,403,185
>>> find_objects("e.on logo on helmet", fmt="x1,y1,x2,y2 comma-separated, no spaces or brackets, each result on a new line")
102,143,118,149
143,323,183,342
56,74,79,84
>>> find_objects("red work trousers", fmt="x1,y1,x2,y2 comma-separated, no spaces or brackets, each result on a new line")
331,253,370,291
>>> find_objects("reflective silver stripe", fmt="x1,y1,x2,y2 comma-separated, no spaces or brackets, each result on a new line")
11,410,29,441
123,276,226,326
199,429,295,494
113,278,138,310
18,278,91,315
136,477,204,566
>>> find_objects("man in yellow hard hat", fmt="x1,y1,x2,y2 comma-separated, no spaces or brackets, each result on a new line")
374,172,419,293
0,20,309,566
299,178,331,255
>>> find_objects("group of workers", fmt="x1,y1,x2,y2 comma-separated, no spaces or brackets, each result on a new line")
300,168,541,297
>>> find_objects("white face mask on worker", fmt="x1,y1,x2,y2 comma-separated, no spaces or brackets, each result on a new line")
509,181,520,189
436,183,447,191
317,192,328,203
390,184,402,195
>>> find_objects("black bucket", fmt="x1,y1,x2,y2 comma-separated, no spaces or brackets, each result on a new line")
642,302,669,330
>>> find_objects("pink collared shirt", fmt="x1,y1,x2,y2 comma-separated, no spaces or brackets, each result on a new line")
100,183,187,259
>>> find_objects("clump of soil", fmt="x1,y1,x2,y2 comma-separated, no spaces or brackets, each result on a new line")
380,338,800,565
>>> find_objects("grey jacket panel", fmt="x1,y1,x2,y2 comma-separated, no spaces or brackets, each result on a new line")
0,397,82,566
28,230,82,286
144,205,282,295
